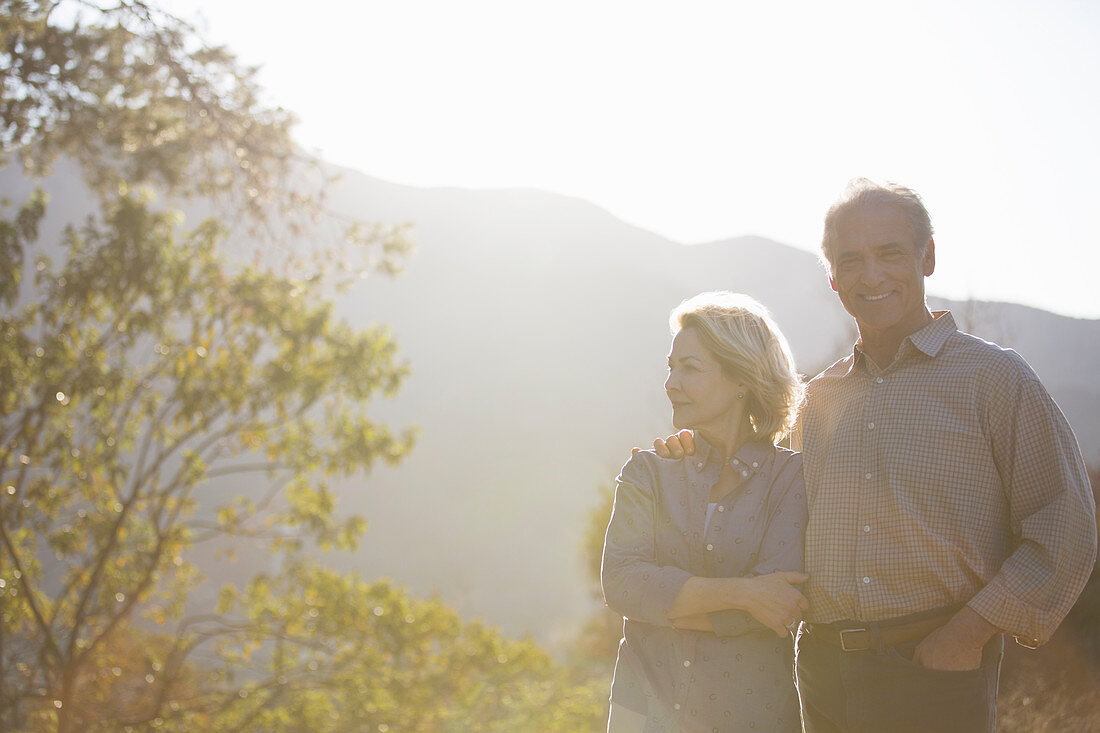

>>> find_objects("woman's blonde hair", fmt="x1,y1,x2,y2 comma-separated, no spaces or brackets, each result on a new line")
670,292,803,445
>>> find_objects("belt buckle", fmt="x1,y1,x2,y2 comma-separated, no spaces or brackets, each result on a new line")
838,627,868,652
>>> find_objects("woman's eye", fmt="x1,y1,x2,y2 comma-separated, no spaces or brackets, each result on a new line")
668,362,698,372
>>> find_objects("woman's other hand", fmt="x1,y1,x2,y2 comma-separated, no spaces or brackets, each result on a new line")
735,571,810,637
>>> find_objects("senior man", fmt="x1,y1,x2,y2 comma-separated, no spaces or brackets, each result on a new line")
658,179,1096,732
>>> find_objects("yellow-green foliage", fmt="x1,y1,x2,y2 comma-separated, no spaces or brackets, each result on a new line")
0,192,411,730
0,3,607,730
198,560,606,732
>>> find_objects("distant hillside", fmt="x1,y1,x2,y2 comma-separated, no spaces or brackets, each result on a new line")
4,162,1099,647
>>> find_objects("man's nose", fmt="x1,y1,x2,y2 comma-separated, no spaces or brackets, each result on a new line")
859,258,885,285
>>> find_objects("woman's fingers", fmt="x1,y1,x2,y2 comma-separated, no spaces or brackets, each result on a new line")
747,598,801,637
647,430,696,459
759,572,810,614
653,437,677,458
768,611,797,637
760,615,789,637
740,573,810,637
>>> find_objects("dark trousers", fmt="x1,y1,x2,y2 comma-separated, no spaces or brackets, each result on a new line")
795,626,1003,733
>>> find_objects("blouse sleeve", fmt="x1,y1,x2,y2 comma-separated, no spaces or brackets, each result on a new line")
601,452,693,626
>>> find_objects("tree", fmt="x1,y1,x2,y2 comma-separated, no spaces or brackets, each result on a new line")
1,0,405,264
181,558,605,732
3,0,291,222
0,190,414,729
1,2,606,730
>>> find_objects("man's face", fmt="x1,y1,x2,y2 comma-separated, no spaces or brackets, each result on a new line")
828,202,936,342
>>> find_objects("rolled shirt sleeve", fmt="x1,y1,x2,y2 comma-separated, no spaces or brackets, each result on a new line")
967,376,1098,646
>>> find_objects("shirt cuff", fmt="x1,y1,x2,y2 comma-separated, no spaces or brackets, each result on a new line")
640,566,693,625
967,586,1043,648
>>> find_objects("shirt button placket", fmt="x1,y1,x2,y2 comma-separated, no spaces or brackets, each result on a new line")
857,369,885,608
674,657,693,718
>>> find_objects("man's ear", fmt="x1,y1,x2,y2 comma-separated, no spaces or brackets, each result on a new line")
922,238,936,277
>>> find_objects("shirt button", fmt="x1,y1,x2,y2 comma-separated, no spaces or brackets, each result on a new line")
683,660,692,668
863,525,871,533
867,422,875,430
751,461,759,468
740,470,749,477
674,704,682,710
875,377,884,384
862,576,871,584
864,472,872,480
717,505,725,512
695,462,704,470
706,544,714,551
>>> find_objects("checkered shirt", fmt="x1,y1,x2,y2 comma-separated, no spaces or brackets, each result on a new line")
792,311,1096,646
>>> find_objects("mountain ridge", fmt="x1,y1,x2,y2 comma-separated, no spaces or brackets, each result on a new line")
4,161,1098,647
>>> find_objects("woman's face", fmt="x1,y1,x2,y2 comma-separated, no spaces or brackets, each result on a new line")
664,327,743,433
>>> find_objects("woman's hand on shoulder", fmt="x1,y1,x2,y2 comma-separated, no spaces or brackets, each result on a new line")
632,429,695,459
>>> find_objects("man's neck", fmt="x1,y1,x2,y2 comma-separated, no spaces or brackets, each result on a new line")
857,310,935,368
858,338,902,370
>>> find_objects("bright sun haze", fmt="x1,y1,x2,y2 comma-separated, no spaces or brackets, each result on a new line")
163,0,1100,318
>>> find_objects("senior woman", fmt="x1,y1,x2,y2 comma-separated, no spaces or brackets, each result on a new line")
601,292,808,733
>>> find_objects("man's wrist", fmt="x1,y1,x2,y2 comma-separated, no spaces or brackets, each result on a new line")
949,605,1000,648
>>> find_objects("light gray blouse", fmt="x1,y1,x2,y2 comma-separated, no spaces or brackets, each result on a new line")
601,438,806,733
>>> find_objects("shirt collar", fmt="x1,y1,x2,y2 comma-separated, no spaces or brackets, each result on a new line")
693,434,771,476
908,310,956,357
848,310,957,372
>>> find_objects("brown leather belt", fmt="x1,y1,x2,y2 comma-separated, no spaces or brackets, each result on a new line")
805,607,959,652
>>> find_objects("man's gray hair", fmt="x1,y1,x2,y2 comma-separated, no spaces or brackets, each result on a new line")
820,178,934,274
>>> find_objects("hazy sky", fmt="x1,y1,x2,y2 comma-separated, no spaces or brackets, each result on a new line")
162,0,1100,319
